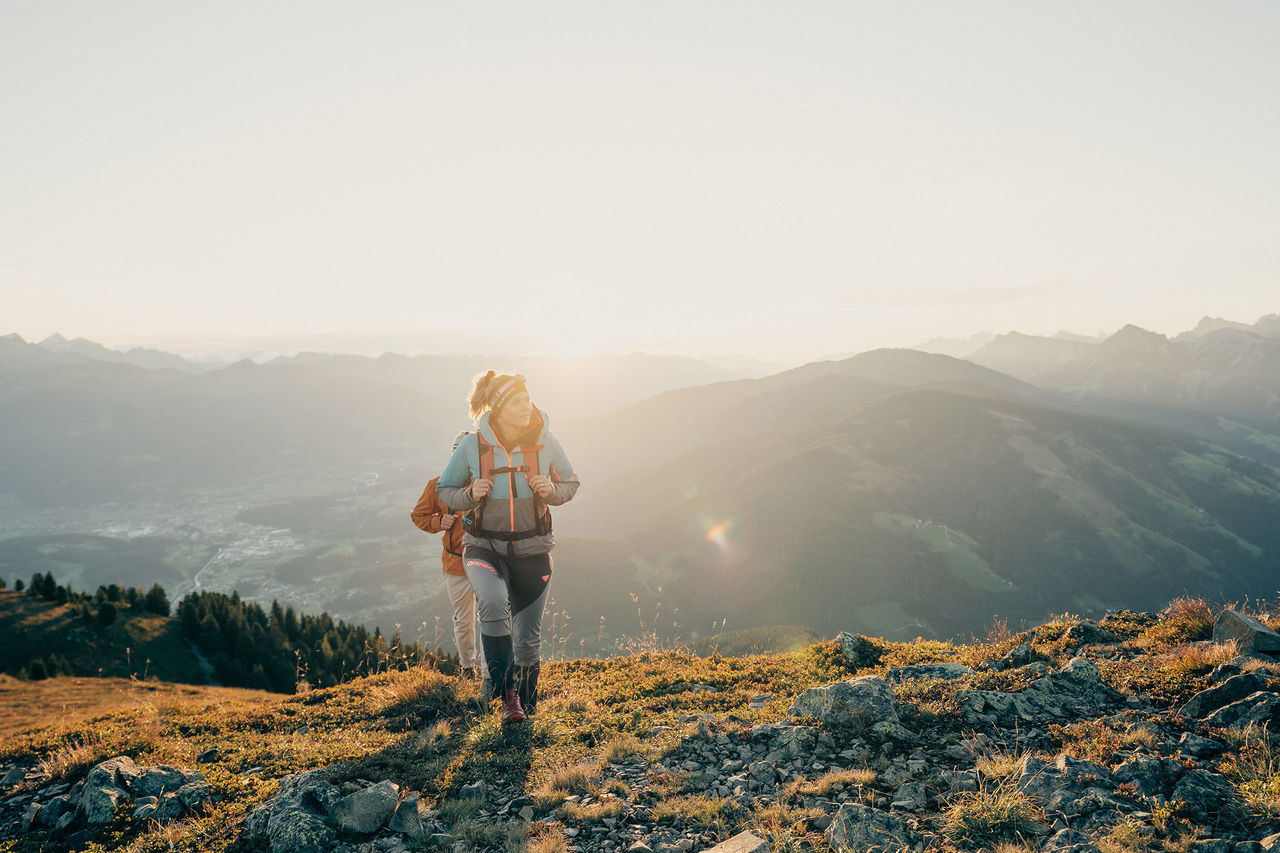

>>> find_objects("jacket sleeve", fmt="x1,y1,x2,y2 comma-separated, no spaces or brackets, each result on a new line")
541,431,580,506
436,437,481,513
410,478,446,533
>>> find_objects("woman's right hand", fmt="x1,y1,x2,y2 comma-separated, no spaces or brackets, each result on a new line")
469,478,493,500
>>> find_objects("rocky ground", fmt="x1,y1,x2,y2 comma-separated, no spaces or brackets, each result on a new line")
2,604,1279,852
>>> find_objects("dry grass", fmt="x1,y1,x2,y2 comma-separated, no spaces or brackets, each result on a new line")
560,797,624,823
975,751,1027,782
601,733,643,763
650,793,741,831
784,767,876,799
365,666,456,715
1154,640,1239,678
0,676,278,744
526,828,569,853
1219,723,1280,826
942,778,1044,847
531,760,601,810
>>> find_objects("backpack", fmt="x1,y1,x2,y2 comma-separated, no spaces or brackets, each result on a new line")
461,431,553,541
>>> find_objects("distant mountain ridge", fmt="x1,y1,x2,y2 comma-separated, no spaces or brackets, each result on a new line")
560,349,1280,640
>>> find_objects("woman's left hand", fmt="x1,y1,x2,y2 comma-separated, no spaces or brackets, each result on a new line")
527,473,554,498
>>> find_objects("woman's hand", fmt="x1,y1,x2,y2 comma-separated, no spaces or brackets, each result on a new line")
439,513,455,530
527,473,554,499
470,478,493,500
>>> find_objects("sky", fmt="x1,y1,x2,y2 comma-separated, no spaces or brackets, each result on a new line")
2,1,1278,364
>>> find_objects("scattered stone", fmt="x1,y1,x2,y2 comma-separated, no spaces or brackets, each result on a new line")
705,830,769,852
196,748,220,764
1170,770,1235,821
242,769,341,853
459,780,486,800
1178,733,1224,757
747,694,772,709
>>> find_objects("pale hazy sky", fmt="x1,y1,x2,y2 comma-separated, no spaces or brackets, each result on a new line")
3,1,1277,363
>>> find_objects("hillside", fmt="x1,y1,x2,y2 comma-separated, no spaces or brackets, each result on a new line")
560,351,1280,641
2,600,1279,852
0,590,202,684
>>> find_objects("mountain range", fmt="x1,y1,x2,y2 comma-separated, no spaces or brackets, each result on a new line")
2,316,1279,645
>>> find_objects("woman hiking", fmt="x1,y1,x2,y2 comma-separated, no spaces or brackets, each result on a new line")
436,371,580,723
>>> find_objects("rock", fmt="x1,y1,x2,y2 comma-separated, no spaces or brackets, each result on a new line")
1202,692,1280,729
748,694,772,709
1213,610,1280,656
837,633,883,668
2,765,29,787
79,785,126,825
965,658,1117,722
826,803,920,853
85,756,142,791
177,780,213,809
196,748,220,763
892,781,928,811
1180,674,1271,719
1170,770,1235,821
1048,827,1102,852
38,795,72,827
332,780,400,834
1178,733,1224,757
159,792,186,821
21,802,41,832
747,761,777,786
133,797,159,820
1067,621,1116,644
705,830,769,852
459,780,486,800
242,769,341,853
388,792,425,839
131,766,195,798
884,664,975,683
1112,757,1183,796
788,676,901,733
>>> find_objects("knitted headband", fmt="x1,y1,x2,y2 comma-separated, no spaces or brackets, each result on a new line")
489,374,528,414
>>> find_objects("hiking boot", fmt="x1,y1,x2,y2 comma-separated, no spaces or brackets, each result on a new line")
516,663,540,716
499,689,526,725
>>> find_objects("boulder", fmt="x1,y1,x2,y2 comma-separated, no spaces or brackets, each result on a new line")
1047,827,1102,852
84,756,142,791
1202,692,1280,729
789,675,902,734
130,765,197,798
331,780,399,834
1180,674,1271,719
1213,611,1280,656
1170,770,1236,821
242,769,340,853
79,785,126,825
826,803,920,852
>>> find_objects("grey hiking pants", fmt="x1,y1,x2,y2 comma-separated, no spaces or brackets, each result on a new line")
462,546,552,667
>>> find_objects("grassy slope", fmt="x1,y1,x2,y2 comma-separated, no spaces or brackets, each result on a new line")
2,601,1278,853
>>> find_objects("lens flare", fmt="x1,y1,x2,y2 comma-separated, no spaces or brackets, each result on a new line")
705,520,731,547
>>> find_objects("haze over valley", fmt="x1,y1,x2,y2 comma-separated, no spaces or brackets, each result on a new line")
3,312,1279,651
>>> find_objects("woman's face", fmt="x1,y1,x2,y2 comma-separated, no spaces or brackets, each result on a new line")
495,390,533,434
